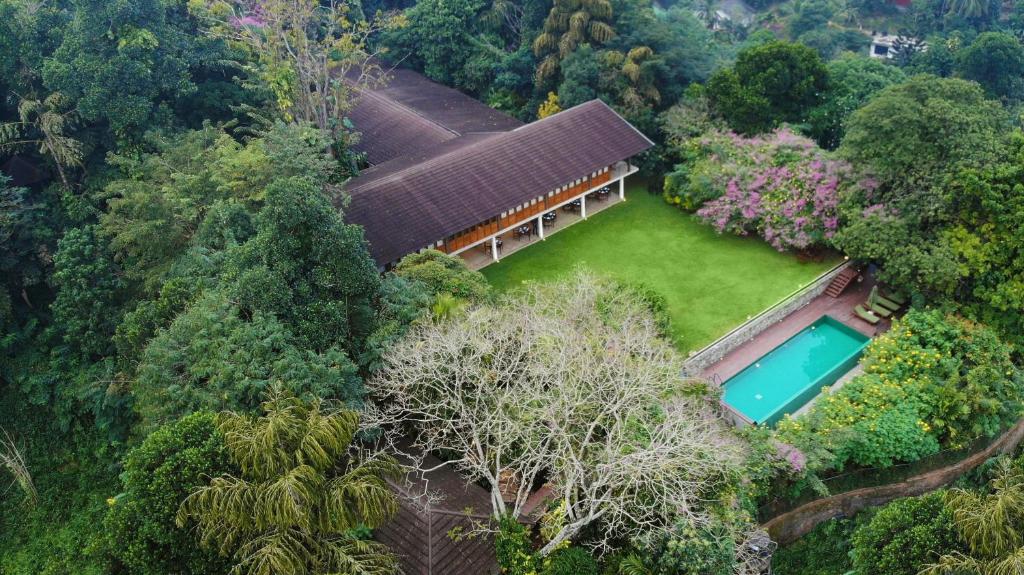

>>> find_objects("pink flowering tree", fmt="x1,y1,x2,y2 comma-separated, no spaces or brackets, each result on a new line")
665,128,864,252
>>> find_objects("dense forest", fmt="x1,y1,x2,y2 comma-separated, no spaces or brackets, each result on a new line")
2,0,1024,574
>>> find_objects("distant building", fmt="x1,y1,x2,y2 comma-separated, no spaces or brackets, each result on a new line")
870,33,925,59
342,67,653,271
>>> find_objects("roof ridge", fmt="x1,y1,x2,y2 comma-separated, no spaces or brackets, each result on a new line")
348,100,635,194
355,88,461,140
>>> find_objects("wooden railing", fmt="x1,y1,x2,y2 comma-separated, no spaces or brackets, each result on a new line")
440,168,614,254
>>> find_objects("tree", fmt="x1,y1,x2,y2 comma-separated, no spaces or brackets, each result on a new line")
851,492,962,575
840,75,1008,189
533,0,616,85
955,32,1024,100
391,249,492,302
705,41,828,135
104,412,233,575
191,0,403,155
176,393,402,575
0,427,36,507
923,461,1024,574
0,92,83,188
538,91,562,118
222,176,381,354
367,271,744,556
133,291,362,430
383,0,494,93
807,54,906,149
40,0,198,138
50,225,126,361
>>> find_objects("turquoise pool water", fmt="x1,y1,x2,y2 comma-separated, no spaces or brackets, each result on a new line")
723,315,870,426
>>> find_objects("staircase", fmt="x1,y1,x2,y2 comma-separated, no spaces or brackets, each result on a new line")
824,266,859,298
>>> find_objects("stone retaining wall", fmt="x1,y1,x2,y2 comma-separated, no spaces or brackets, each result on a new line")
763,417,1024,545
683,262,851,376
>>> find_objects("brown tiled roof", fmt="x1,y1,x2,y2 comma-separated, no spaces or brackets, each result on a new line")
348,67,523,165
343,99,654,266
374,452,498,575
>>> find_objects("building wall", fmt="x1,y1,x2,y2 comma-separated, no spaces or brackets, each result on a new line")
438,166,614,254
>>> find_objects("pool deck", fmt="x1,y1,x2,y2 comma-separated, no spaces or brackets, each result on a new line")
702,272,890,383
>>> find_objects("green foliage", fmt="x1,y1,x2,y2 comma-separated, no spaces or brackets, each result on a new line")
176,393,402,575
541,546,600,575
496,516,539,575
955,32,1024,100
776,309,1021,471
636,516,736,575
223,177,381,354
392,249,492,302
50,225,126,360
839,74,1008,190
133,291,361,430
923,461,1024,574
384,0,493,93
851,492,961,575
705,41,828,135
104,412,233,575
807,54,906,149
771,517,858,575
100,124,332,290
40,0,199,138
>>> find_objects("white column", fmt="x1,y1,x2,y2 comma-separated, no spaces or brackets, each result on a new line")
537,215,545,239
619,178,625,200
581,194,587,219
491,236,499,261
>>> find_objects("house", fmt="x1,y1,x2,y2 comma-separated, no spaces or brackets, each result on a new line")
341,68,654,271
869,33,925,59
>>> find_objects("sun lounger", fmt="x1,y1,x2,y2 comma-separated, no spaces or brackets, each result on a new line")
865,302,893,318
882,290,907,305
874,294,901,311
854,305,880,325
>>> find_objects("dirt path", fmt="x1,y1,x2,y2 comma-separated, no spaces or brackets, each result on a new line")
763,418,1024,545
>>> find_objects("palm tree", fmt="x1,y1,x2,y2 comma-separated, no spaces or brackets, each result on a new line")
0,428,36,507
0,92,83,189
945,0,990,19
176,393,403,575
532,0,615,85
922,459,1024,575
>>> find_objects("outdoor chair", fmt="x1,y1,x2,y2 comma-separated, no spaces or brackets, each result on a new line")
874,294,901,311
864,301,893,318
853,305,880,325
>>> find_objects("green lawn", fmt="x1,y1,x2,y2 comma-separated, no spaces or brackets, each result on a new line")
482,183,841,353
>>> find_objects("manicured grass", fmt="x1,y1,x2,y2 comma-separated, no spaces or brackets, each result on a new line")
482,183,841,353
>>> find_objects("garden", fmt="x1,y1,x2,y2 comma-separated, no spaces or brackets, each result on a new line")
482,184,839,352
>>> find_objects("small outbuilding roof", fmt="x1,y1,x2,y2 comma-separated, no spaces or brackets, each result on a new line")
343,99,654,266
374,452,498,575
348,67,524,165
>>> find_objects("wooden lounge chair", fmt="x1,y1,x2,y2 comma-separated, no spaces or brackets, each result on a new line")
854,305,881,325
882,290,907,305
865,301,893,318
874,294,901,311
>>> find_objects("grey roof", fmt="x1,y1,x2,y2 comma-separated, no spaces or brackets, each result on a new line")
348,68,523,165
343,99,654,266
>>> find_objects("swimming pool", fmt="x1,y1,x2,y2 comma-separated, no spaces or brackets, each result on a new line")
722,315,870,426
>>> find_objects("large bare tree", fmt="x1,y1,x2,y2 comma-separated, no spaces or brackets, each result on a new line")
366,271,744,556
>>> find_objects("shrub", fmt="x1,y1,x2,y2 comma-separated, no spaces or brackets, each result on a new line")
771,517,858,575
776,310,1021,470
665,129,862,251
541,546,599,575
495,516,538,575
393,249,492,302
850,492,961,575
103,412,233,575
